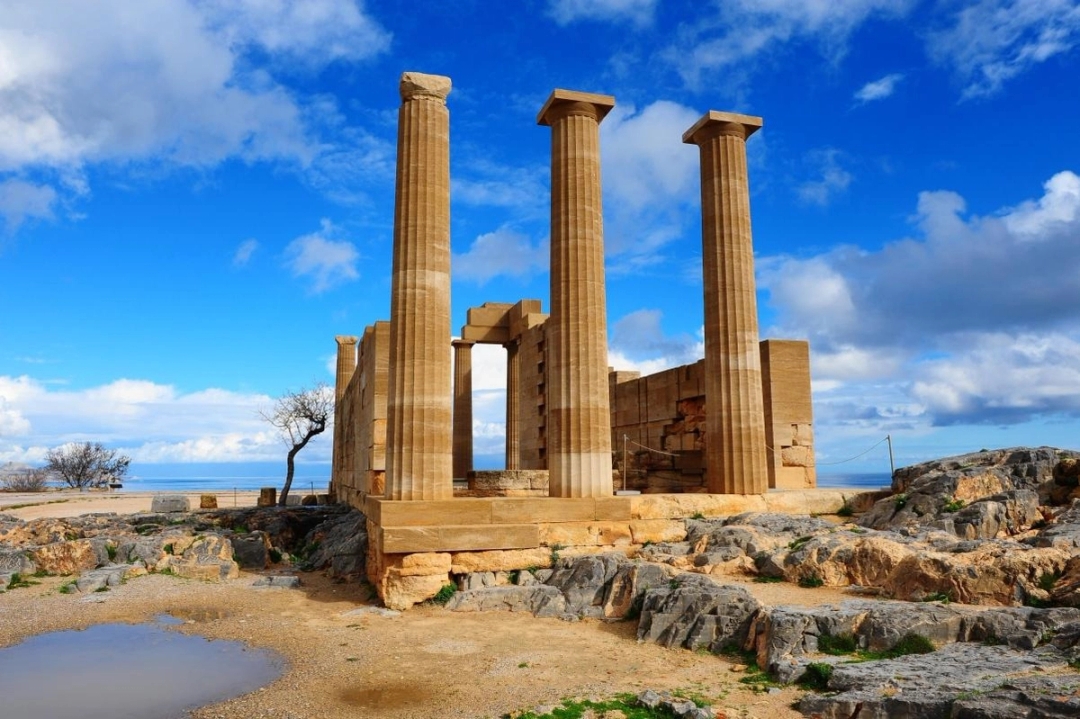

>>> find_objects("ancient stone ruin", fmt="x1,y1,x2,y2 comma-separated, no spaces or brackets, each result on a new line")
330,72,827,608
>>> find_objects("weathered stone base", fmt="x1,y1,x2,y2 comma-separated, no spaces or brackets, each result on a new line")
356,489,869,610
465,470,549,497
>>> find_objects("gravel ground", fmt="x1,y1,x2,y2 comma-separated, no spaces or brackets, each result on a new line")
0,570,811,719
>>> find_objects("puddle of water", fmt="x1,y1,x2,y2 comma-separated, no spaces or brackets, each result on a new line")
341,682,433,710
0,621,284,719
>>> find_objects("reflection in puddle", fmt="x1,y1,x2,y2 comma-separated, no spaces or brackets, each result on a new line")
166,607,231,622
0,620,283,719
341,682,433,710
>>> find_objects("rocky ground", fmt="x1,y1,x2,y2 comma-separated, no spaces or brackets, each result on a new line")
3,446,1080,718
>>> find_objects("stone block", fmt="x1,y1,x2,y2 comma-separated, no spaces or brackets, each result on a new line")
199,494,218,509
257,488,276,507
151,495,190,513
539,522,596,547
771,467,814,491
761,489,847,514
781,446,813,467
630,519,687,544
374,498,493,527
594,496,633,520
382,571,449,611
381,524,539,553
450,548,552,574
490,498,596,524
595,522,633,546
398,552,452,577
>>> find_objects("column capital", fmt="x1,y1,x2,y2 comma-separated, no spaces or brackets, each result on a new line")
400,72,451,103
335,335,359,346
452,339,476,349
537,89,615,127
682,110,763,145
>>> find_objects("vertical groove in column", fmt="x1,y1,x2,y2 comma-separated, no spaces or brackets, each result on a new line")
685,113,768,495
539,92,615,498
386,73,453,501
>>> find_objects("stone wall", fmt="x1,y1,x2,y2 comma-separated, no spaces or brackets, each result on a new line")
517,321,548,469
609,340,815,492
335,321,390,507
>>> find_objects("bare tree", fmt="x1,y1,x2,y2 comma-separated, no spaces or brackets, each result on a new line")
0,467,50,492
44,442,131,490
263,383,333,506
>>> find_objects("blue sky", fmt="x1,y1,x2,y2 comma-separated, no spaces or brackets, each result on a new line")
1,0,1079,482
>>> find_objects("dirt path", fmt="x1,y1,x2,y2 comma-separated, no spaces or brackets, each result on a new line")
0,570,814,719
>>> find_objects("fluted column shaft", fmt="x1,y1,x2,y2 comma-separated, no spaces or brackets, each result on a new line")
331,335,359,495
684,111,769,495
386,72,453,501
452,340,474,480
538,90,615,498
504,339,521,470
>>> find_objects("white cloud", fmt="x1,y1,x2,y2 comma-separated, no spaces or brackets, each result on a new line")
0,179,57,231
927,0,1080,99
760,169,1080,432
600,100,702,260
0,1,391,226
610,310,703,368
854,73,905,103
453,226,547,284
200,0,391,70
797,148,853,206
673,0,914,86
233,238,259,267
284,219,360,293
547,0,657,26
0,375,301,465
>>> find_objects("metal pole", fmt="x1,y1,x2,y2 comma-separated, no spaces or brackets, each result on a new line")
886,434,896,477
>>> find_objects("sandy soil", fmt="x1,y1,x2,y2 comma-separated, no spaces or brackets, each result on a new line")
0,489,262,519
0,492,848,718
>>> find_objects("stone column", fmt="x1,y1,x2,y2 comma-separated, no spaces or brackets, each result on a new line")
385,72,453,501
504,339,521,470
452,340,474,480
538,89,615,498
683,111,769,495
331,335,358,498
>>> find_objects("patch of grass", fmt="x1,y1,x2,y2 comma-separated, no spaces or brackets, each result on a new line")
58,581,77,594
921,592,952,604
64,531,78,541
836,504,854,517
32,569,50,578
233,525,249,534
690,512,706,520
549,542,565,565
818,633,857,655
788,536,813,551
518,661,529,668
753,575,783,583
163,543,174,555
508,569,521,584
106,543,117,562
894,494,908,510
848,527,867,534
431,583,457,606
507,693,679,718
1039,571,1061,592
94,586,109,593
268,548,283,563
799,662,834,691
942,499,965,513
854,633,936,661
799,574,824,588
158,567,177,577
1024,595,1051,609
7,572,40,590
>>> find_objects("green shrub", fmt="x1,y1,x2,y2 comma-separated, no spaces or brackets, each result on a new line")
431,583,457,606
1039,572,1061,592
799,574,824,588
690,512,706,520
163,543,174,555
58,581,77,594
942,499,965,513
890,633,935,657
788,536,813,551
753,575,783,583
799,662,834,691
818,633,857,655
106,543,117,561
268,548,283,563
894,494,908,510
836,504,854,517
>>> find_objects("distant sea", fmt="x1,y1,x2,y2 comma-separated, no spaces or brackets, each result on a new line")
816,473,892,490
117,462,330,494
